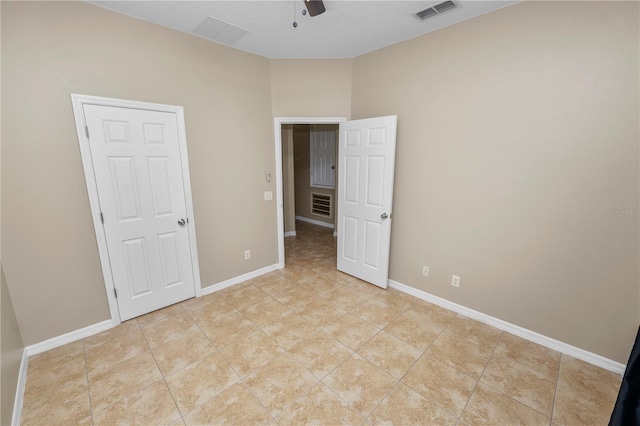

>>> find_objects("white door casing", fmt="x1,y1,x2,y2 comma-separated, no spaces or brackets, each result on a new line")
72,95,201,324
337,115,398,289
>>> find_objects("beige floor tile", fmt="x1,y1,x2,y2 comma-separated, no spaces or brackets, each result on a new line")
150,328,215,376
85,327,149,376
357,331,422,379
197,310,259,348
309,261,337,276
373,288,416,312
180,292,221,313
553,355,621,425
481,354,556,416
136,303,185,327
296,298,346,327
405,300,456,330
253,273,299,296
339,276,384,297
289,330,353,378
274,285,319,310
352,298,404,328
83,320,140,347
553,385,616,426
426,330,493,379
245,353,319,416
323,313,381,350
323,354,397,417
182,382,275,425
369,383,458,426
220,330,285,377
446,315,502,351
222,285,271,310
557,354,621,400
242,296,292,327
384,311,441,351
300,274,343,296
92,380,181,425
166,351,240,415
323,286,371,311
183,296,237,325
22,378,90,426
461,382,551,425
277,265,320,284
24,343,86,397
262,312,317,350
493,333,561,380
88,350,162,412
140,311,199,348
277,382,363,425
402,354,477,417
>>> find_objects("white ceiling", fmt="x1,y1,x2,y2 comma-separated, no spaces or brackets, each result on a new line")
89,0,520,59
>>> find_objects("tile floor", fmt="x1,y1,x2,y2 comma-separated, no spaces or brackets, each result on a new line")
22,221,621,425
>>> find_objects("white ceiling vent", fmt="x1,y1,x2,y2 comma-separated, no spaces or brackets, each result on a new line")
415,1,457,21
194,16,248,45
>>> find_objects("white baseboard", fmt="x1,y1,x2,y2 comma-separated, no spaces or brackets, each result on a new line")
202,264,279,296
388,279,626,375
284,231,297,237
25,319,114,357
11,349,29,426
295,215,334,229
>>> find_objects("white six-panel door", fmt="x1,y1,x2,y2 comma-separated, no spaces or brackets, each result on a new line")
83,104,196,321
337,116,398,289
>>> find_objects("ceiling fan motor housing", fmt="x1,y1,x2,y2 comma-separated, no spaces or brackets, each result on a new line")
305,0,326,17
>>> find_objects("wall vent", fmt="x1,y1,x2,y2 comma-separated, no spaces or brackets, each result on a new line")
311,193,332,218
194,16,249,45
415,1,457,21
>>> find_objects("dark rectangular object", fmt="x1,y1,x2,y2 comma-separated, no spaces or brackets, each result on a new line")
305,0,326,17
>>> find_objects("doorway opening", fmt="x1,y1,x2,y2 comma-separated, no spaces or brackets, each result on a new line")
274,117,347,269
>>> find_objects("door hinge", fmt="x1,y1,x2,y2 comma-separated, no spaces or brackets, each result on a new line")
100,212,104,224
114,288,118,298
85,126,90,139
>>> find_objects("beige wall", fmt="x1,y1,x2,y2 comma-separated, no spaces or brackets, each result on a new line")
282,125,296,233
1,0,638,368
351,1,639,363
293,125,336,226
1,1,276,345
270,59,352,118
1,267,24,426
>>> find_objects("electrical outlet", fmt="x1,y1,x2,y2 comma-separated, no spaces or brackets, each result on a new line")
264,191,273,201
422,266,429,277
451,275,460,287
244,250,251,260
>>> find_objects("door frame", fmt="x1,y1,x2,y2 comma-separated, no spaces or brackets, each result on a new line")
71,94,202,325
273,117,346,268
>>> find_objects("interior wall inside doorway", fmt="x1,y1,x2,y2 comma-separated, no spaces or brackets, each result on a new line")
282,125,296,234
292,125,337,227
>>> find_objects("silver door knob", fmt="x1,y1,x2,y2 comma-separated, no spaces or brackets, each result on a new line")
178,219,186,226
381,213,389,219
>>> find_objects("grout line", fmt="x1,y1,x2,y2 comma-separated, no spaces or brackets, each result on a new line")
81,339,95,426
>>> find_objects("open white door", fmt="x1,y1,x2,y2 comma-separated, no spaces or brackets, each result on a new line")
337,115,397,289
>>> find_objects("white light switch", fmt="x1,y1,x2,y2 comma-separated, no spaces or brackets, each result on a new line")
264,191,273,201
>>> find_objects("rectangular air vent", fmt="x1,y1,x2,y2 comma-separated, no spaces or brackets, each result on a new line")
415,1,457,21
194,16,248,45
311,193,332,218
